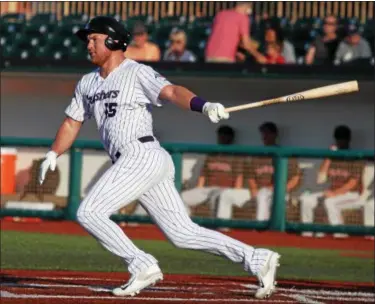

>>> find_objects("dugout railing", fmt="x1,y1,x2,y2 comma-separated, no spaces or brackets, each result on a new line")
1,136,374,236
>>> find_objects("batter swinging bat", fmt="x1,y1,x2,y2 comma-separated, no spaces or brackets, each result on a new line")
225,80,359,113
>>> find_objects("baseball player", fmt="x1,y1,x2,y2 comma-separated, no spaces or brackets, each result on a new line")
38,16,280,299
217,122,301,220
300,125,367,238
181,126,243,215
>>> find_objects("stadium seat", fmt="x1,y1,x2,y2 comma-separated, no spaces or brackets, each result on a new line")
190,16,213,28
124,15,154,32
187,39,206,62
187,26,211,42
291,18,321,57
186,16,213,42
157,16,187,28
0,21,25,38
29,13,57,24
0,13,25,23
60,14,90,25
256,17,293,41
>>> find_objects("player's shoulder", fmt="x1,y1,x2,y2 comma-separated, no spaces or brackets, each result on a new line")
119,58,150,75
79,68,100,84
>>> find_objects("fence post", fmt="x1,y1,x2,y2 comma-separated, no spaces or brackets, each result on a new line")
171,152,182,192
269,156,288,231
66,148,83,220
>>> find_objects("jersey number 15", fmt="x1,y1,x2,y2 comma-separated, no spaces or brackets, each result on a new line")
104,102,118,118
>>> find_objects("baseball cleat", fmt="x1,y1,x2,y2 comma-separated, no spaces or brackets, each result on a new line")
255,251,281,299
112,264,163,297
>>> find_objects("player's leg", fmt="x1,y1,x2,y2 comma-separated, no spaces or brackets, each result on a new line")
140,178,280,299
299,192,322,237
324,192,359,226
216,188,251,219
181,187,219,215
76,145,169,277
364,198,375,227
256,187,273,221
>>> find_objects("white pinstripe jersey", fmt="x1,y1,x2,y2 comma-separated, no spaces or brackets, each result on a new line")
65,59,171,160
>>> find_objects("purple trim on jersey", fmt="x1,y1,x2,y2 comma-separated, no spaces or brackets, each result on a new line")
190,96,207,112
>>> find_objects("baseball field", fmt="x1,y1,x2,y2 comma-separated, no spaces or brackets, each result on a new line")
1,220,374,304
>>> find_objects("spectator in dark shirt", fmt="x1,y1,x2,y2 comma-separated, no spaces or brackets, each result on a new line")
305,15,339,65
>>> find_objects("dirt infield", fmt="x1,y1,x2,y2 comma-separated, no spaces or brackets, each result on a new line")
1,269,374,304
1,220,374,251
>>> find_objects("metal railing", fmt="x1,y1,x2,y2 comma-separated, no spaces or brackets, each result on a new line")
1,136,374,235
1,1,373,24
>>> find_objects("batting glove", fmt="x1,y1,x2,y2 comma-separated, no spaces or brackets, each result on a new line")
202,102,230,123
39,151,58,185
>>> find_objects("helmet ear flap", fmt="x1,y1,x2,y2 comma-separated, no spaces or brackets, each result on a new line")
105,36,127,51
105,36,116,50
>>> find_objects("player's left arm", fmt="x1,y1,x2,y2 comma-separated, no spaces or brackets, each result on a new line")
325,178,358,197
326,161,364,197
160,85,229,123
286,158,301,192
137,65,228,123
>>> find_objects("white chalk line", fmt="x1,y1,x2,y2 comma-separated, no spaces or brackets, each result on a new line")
0,291,293,302
240,284,374,297
3,281,374,298
286,294,325,304
17,276,375,297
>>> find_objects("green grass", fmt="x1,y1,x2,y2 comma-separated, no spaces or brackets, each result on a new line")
1,230,374,283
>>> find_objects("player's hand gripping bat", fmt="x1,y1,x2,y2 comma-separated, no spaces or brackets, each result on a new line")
224,80,359,113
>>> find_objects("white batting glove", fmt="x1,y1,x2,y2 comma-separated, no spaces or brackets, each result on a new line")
202,102,230,123
39,151,58,185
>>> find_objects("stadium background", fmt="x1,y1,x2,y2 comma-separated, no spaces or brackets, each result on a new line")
0,1,374,303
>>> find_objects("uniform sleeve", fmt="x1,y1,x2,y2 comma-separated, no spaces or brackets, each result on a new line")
288,158,300,179
246,157,256,180
65,80,91,122
137,65,172,106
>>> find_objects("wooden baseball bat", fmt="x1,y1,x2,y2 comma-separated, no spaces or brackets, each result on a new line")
225,80,359,113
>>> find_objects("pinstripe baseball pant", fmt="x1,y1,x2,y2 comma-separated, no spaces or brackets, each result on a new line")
77,139,270,276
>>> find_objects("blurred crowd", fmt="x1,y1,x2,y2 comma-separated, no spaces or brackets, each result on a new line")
124,2,373,65
1,2,373,66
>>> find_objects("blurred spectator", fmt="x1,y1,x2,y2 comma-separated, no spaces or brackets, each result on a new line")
248,42,286,64
264,26,296,64
125,21,160,62
216,122,301,220
334,24,372,64
205,2,254,63
300,125,368,238
163,28,196,62
240,26,294,64
181,126,243,216
305,15,339,65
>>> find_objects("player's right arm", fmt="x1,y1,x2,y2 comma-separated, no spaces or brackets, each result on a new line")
39,79,89,184
248,178,258,197
50,117,83,156
317,145,336,184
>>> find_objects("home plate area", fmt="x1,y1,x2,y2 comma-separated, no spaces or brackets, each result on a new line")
1,270,374,304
